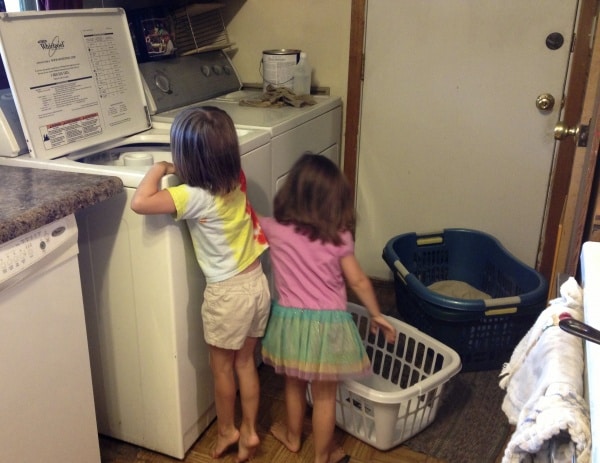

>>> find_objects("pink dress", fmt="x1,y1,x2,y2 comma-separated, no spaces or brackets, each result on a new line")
259,217,370,381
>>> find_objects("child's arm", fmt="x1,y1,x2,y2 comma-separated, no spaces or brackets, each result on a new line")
341,254,397,343
131,161,177,215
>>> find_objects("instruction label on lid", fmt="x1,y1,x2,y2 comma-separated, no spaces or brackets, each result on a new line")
0,9,151,160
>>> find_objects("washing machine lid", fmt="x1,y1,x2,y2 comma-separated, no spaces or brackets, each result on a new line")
0,9,151,161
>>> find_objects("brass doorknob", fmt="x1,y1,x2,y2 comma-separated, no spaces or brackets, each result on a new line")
554,121,579,141
536,93,555,111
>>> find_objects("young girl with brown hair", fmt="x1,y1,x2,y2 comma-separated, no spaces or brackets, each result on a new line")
259,153,396,463
131,106,270,462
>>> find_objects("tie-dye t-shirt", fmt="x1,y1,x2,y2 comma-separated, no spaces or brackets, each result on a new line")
167,171,268,283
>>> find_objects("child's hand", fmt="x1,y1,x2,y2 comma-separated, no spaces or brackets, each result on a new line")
131,161,177,215
370,315,397,344
154,161,176,175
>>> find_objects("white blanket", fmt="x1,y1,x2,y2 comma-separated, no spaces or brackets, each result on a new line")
498,277,591,462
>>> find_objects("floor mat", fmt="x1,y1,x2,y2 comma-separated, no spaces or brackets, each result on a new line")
402,368,511,463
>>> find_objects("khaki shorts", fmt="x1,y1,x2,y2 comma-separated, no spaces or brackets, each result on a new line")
202,264,271,350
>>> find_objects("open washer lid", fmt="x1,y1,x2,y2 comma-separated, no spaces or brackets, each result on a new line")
0,8,151,160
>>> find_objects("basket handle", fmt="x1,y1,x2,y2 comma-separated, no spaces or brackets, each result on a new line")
483,295,521,309
393,260,410,283
484,306,518,316
482,296,522,316
416,235,444,246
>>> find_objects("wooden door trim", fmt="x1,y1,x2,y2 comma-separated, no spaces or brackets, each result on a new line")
538,0,597,280
344,0,596,282
343,0,366,200
565,8,600,275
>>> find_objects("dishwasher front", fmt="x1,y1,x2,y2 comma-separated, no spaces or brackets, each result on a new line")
0,214,100,463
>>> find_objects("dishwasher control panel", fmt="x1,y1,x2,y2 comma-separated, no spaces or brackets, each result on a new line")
0,214,77,287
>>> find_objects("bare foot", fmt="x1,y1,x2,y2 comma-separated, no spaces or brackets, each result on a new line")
269,421,301,453
328,446,350,463
236,430,260,462
211,428,240,459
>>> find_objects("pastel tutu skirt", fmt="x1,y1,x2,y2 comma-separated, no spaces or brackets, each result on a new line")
261,302,371,382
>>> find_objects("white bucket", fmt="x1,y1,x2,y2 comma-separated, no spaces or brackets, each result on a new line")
261,49,300,91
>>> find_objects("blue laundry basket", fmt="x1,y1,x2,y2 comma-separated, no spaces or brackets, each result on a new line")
382,229,549,371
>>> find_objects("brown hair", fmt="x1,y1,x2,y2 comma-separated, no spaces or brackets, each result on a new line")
274,153,355,245
170,106,240,195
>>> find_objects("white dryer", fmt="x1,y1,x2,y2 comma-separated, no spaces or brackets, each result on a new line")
0,9,271,459
211,93,343,195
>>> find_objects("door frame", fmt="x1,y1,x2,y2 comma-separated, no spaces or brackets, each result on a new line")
564,9,600,276
343,0,597,283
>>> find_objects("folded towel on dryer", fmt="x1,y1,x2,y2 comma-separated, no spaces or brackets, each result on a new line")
498,277,591,463
239,85,317,108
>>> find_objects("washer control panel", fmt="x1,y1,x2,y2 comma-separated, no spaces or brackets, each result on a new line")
138,50,241,115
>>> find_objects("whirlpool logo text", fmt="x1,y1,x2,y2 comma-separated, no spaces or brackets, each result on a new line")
37,37,65,57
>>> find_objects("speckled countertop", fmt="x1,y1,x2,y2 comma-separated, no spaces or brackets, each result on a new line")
0,166,123,244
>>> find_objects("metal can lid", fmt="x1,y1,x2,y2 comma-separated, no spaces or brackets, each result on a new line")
263,49,301,55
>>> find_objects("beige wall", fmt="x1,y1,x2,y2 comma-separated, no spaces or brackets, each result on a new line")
221,0,351,121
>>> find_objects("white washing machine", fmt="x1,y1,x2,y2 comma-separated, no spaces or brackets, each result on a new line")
0,9,271,459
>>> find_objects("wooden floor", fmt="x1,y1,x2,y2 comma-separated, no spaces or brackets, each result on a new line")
99,364,445,463
98,281,505,463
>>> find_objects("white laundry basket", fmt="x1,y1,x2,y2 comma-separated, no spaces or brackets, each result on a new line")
307,302,462,451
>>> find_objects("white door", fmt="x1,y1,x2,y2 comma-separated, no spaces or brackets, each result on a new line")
355,0,579,278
